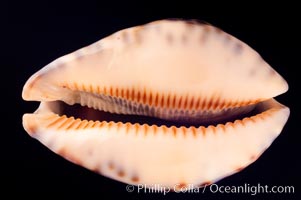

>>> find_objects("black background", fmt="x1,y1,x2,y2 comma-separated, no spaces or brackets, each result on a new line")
6,1,300,199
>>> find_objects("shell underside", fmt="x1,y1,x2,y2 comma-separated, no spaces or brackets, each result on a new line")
22,19,289,188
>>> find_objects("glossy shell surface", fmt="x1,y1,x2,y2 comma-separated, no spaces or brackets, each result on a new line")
22,20,289,188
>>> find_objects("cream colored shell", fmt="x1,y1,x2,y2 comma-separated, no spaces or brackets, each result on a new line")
22,20,289,189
